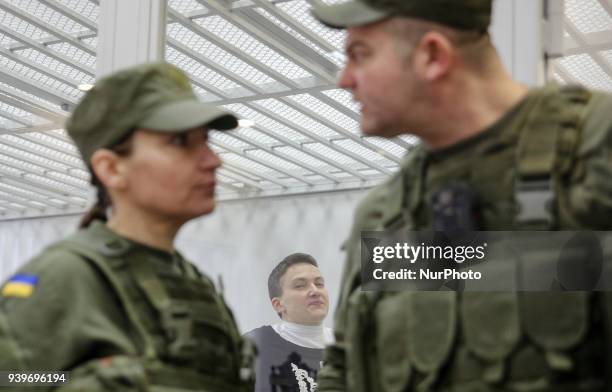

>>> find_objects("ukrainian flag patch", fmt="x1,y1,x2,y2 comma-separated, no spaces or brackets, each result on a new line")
1,274,38,298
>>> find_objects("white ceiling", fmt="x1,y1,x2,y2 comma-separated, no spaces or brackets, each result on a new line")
554,0,612,90
0,0,610,220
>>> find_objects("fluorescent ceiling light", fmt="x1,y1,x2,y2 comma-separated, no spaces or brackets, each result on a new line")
78,84,94,91
238,119,255,128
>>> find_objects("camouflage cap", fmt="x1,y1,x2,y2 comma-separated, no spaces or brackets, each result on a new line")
311,0,492,31
66,62,238,164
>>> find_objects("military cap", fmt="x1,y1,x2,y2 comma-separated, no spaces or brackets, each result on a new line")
312,0,492,31
66,61,238,164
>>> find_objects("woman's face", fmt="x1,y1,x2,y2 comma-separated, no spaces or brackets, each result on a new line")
117,126,221,221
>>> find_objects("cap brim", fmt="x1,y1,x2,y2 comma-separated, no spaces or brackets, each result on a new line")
311,0,390,29
139,100,238,132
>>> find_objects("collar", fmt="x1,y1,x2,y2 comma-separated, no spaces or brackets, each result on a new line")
271,320,334,349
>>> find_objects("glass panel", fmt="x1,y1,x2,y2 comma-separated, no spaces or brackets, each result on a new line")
195,15,311,80
253,98,339,138
168,0,207,14
55,0,98,23
566,0,612,34
3,0,93,35
276,0,345,50
557,53,612,91
167,22,275,86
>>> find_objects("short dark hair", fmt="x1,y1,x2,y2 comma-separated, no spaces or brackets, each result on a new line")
268,253,319,300
385,17,493,70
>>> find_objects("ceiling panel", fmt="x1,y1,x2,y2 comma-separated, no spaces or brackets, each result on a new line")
553,0,612,89
565,0,612,34
0,0,610,220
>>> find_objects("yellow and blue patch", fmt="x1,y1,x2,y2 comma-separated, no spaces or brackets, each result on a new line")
1,274,38,298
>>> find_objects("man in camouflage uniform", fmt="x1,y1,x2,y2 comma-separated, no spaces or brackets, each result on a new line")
312,0,612,390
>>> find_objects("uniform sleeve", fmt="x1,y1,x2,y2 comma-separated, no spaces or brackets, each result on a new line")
317,241,354,392
0,248,138,371
317,169,404,392
317,340,348,392
317,239,356,392
563,93,612,229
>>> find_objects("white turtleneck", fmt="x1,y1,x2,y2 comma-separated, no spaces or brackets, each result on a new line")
271,320,334,349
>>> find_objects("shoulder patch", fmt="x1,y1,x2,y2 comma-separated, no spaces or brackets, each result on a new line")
1,274,38,298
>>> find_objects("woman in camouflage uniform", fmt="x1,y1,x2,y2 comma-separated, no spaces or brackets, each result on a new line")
0,62,254,391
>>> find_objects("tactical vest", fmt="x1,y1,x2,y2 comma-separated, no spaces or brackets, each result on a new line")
342,85,611,392
50,231,255,392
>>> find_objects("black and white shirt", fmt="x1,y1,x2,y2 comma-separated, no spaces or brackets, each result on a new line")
245,322,334,392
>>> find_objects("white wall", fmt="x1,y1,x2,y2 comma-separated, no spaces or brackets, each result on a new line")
0,189,368,333
0,215,77,279
491,0,547,86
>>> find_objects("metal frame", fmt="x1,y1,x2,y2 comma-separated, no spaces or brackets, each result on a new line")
0,0,610,220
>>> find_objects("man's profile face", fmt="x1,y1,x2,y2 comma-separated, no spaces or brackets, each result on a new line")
338,19,419,138
273,263,329,326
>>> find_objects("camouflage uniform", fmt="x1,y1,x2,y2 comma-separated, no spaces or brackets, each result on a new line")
0,221,254,391
315,83,612,391
0,63,253,391
312,1,612,390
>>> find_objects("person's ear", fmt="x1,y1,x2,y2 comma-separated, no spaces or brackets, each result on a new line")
271,297,285,316
412,31,455,82
90,149,128,191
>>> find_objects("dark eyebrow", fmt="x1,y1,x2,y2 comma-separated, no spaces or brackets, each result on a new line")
345,40,368,54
